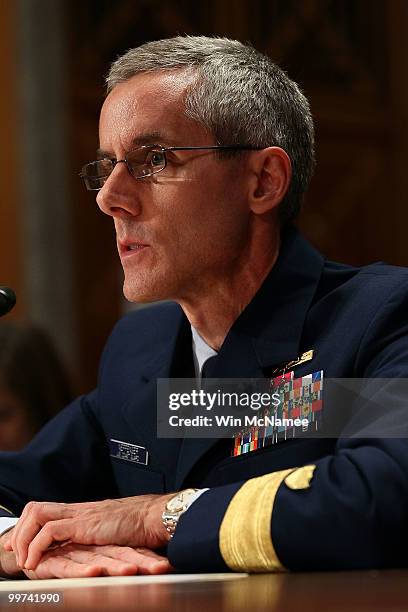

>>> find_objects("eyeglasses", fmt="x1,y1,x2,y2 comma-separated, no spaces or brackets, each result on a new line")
79,144,263,191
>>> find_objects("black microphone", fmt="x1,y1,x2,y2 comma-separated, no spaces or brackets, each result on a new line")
0,287,16,317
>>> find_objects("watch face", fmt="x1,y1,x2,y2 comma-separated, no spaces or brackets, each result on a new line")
167,495,184,513
167,489,196,512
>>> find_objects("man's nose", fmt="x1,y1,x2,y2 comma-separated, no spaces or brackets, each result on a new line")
96,163,141,218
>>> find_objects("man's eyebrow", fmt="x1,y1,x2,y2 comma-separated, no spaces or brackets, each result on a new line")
130,132,175,146
96,132,176,158
96,148,113,158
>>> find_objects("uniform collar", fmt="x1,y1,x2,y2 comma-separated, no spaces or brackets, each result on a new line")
174,226,325,489
204,225,325,378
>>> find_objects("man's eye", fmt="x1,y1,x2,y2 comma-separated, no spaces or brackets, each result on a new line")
148,152,165,167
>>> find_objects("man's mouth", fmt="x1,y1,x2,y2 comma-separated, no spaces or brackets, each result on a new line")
127,244,146,251
119,241,149,258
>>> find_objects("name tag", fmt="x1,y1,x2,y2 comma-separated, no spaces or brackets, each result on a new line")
109,439,149,465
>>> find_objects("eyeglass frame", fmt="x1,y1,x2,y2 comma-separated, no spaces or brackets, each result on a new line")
79,144,264,191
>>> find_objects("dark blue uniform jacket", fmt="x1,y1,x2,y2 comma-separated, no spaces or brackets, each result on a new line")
0,226,408,572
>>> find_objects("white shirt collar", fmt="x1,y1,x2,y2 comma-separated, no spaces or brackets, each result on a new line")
191,326,218,379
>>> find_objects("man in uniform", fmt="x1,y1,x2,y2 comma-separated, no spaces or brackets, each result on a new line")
1,36,408,579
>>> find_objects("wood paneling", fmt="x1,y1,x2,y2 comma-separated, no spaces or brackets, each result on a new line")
0,2,24,316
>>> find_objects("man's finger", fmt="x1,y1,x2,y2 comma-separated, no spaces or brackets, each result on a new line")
64,548,139,576
11,501,47,554
12,517,42,569
24,544,141,579
12,502,73,568
86,545,172,574
24,520,79,570
25,554,102,580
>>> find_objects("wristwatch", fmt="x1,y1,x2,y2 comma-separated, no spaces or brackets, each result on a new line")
162,488,201,538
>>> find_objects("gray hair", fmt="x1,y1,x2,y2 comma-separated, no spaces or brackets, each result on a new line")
106,35,315,223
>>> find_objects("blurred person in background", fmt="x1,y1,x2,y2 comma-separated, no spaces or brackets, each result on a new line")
0,322,74,450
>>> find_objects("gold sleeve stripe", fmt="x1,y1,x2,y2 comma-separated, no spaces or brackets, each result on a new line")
219,464,317,572
0,504,13,516
219,468,295,572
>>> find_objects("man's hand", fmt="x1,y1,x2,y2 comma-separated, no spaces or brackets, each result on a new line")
23,545,172,579
1,530,172,579
4,494,174,571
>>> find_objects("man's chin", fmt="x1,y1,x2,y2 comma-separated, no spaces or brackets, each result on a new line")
123,282,168,305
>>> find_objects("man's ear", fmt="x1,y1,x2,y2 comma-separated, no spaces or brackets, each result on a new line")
248,147,292,214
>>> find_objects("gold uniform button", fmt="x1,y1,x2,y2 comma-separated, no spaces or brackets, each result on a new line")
284,464,316,490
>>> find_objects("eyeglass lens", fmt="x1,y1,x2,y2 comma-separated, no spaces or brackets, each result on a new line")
81,147,166,190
